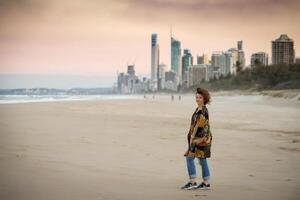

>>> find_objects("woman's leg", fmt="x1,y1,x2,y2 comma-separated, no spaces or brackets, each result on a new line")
185,156,197,183
198,158,210,183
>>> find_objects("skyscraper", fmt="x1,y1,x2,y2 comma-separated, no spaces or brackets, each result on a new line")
171,36,182,85
224,51,233,75
127,65,135,76
158,63,167,90
182,49,193,88
151,33,159,90
227,48,239,75
117,64,139,94
211,51,225,78
237,40,245,70
272,34,295,65
237,40,243,51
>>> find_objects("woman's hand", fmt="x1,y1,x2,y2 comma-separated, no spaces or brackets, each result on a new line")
192,135,211,147
192,137,205,145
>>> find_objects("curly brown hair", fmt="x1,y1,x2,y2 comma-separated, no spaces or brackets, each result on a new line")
196,87,211,105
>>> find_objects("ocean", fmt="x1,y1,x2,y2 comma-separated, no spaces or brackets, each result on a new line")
0,94,144,104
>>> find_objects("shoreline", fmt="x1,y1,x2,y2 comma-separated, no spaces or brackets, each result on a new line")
1,89,299,104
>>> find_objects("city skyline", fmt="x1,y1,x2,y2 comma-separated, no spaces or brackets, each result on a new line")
0,0,300,88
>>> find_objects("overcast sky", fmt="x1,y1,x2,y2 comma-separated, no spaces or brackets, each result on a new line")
0,0,299,88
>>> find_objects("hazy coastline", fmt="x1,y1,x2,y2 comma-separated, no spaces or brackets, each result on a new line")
1,88,299,104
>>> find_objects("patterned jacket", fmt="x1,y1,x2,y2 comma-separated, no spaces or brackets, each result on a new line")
184,105,212,158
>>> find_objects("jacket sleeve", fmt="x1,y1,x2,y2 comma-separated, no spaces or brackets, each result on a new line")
187,116,193,144
187,109,197,137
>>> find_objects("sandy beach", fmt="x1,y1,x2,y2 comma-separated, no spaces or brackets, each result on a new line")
0,93,299,200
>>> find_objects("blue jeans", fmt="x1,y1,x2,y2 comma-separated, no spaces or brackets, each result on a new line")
185,157,210,180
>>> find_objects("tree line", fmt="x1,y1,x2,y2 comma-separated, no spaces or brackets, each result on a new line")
187,63,300,92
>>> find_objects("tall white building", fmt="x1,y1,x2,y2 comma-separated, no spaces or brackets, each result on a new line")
117,65,145,94
151,33,159,91
210,49,239,78
227,48,239,75
211,51,225,79
158,63,167,90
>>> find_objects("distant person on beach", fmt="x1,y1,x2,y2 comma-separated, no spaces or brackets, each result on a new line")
181,87,212,190
179,95,181,101
171,95,174,101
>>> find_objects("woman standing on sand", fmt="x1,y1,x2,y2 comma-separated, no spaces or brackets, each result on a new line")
181,87,212,190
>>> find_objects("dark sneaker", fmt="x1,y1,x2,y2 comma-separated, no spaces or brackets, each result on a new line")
196,182,211,190
180,182,198,190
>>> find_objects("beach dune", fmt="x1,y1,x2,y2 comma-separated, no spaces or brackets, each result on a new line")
0,94,299,200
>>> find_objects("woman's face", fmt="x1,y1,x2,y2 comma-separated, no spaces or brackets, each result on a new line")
195,93,204,106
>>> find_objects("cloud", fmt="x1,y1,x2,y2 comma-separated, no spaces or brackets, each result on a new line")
0,0,299,77
1,0,299,35
116,0,300,21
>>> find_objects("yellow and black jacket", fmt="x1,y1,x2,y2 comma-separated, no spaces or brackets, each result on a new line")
184,105,212,158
